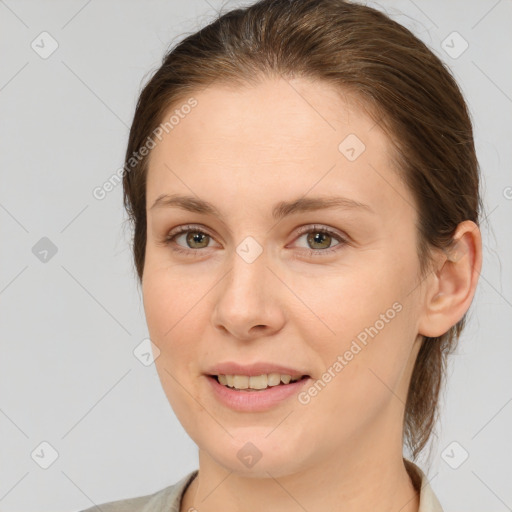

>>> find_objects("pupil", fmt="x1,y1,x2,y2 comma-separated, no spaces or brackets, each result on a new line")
308,232,330,249
188,232,208,248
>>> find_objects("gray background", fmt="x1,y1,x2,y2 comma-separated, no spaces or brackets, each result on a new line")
1,0,511,510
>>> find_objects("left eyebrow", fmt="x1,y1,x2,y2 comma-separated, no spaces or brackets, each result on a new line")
149,193,375,220
272,195,375,220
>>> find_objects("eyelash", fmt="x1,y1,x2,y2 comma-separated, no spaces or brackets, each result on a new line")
161,224,348,258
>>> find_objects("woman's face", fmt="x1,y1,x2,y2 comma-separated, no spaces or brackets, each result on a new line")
142,77,432,476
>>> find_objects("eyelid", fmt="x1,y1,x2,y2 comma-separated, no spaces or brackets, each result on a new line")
293,223,347,241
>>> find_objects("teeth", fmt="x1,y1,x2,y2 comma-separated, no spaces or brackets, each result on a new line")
233,375,249,389
216,373,304,390
267,373,281,386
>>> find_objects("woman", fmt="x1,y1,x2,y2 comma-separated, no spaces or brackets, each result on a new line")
82,0,483,510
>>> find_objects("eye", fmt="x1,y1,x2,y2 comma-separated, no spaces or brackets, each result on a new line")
291,224,347,256
162,224,218,257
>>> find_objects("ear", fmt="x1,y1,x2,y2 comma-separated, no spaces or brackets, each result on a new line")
418,220,483,338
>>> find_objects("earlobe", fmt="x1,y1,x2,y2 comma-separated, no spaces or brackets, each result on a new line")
418,220,482,338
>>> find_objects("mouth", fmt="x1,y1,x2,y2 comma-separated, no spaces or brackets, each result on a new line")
208,373,311,392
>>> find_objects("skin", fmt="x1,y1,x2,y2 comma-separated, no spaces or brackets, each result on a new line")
141,77,482,512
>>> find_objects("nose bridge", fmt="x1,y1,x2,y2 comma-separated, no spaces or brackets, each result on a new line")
222,241,269,311
212,238,284,338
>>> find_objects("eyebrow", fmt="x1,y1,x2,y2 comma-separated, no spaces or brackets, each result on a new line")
149,193,375,220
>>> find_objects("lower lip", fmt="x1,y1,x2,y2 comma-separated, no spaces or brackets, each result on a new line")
206,375,311,412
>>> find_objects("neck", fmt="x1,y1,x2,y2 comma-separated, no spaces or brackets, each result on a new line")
181,431,419,512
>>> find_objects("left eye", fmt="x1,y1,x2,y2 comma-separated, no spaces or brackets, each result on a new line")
292,226,346,254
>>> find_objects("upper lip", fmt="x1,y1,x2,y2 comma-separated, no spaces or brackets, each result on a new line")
206,361,310,379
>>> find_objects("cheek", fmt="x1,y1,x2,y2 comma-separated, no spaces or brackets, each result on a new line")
143,266,199,340
289,258,404,344
293,259,416,416
305,282,412,391
295,308,415,449
142,269,204,388
143,271,209,432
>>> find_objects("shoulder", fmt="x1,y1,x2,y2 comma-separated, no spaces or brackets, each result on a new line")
78,470,198,512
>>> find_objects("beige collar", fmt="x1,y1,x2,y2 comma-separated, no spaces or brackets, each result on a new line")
404,458,444,512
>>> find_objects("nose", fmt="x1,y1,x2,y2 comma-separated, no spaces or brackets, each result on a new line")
211,248,286,341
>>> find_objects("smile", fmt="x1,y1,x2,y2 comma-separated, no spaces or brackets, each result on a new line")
206,374,311,412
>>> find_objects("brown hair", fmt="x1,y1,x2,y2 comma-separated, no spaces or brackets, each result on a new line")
122,0,483,461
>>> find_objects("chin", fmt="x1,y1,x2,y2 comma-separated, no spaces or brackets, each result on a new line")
199,432,310,479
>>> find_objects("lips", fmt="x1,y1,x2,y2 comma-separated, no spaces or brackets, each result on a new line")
206,366,312,411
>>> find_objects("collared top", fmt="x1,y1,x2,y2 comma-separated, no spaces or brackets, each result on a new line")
80,459,443,512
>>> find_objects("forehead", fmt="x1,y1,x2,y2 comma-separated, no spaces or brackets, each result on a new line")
145,77,411,220
153,77,382,153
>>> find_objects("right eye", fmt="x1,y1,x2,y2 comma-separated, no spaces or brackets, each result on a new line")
163,224,220,256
